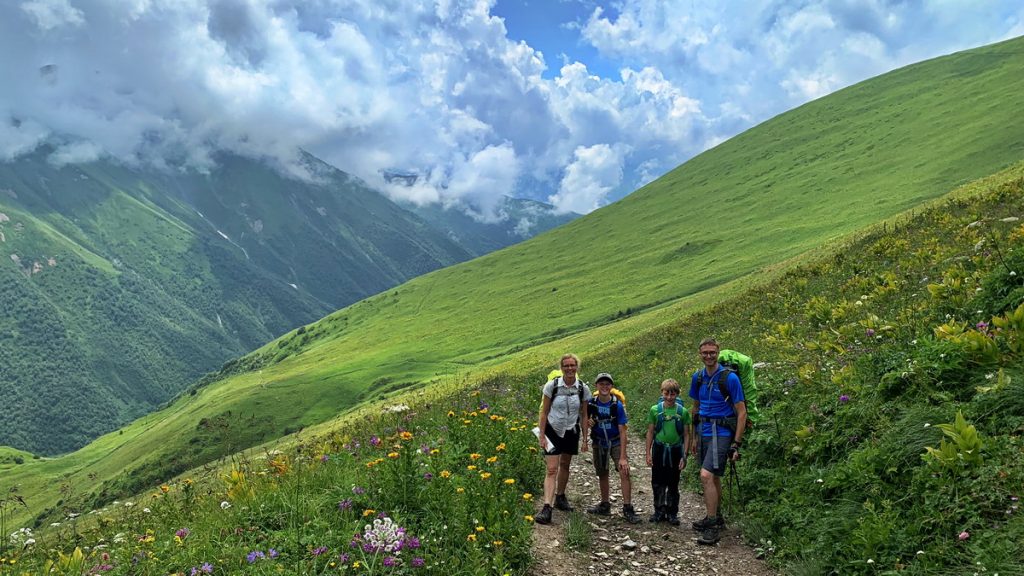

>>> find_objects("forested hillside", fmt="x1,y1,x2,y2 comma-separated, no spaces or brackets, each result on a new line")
0,149,532,455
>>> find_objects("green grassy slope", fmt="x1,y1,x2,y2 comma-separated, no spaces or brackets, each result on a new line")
4,36,1024,528
4,164,1021,575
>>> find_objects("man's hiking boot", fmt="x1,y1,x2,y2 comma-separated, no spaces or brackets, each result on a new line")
554,493,573,511
587,501,611,515
667,514,681,526
649,508,665,523
692,515,725,531
696,526,721,545
622,504,641,524
535,504,553,525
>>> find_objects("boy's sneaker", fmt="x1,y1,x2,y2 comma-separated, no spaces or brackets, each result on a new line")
691,515,725,531
696,526,720,545
587,501,611,515
535,504,553,525
554,493,573,511
622,504,641,524
667,514,681,526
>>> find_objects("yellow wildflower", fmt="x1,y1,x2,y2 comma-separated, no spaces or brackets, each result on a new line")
387,452,400,459
467,465,477,471
475,525,485,532
486,456,498,464
524,515,534,522
399,431,414,441
467,534,477,542
440,470,451,478
160,485,170,493
447,411,455,418
495,443,506,451
523,493,533,500
363,509,376,517
456,487,465,494
469,453,482,460
492,540,504,547
430,448,440,455
480,472,492,480
504,479,516,485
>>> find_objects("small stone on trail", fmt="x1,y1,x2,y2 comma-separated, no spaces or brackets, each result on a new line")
622,540,637,550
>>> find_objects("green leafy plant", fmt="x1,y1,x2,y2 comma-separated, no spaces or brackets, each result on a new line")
923,411,984,470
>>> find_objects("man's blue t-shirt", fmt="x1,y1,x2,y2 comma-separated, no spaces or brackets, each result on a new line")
689,367,744,437
589,397,628,447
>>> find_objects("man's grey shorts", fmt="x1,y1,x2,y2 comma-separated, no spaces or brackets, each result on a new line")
699,435,732,476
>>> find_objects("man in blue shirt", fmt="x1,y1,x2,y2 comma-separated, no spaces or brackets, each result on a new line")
688,338,746,545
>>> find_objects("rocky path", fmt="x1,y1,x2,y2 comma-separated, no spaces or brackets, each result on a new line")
529,435,776,576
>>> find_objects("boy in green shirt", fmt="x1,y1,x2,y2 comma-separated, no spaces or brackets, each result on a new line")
645,378,691,525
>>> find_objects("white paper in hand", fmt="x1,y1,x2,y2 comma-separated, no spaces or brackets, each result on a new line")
532,426,557,454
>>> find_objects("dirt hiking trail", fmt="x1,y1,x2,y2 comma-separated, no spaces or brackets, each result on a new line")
529,433,777,576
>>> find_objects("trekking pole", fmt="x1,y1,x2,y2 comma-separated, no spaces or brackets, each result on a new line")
729,458,743,512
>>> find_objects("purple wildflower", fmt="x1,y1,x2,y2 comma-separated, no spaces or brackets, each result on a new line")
865,328,875,337
405,536,421,549
420,444,431,454
352,486,366,495
478,400,490,410
339,499,353,510
246,550,265,564
175,527,190,539
312,546,328,557
201,563,213,574
412,557,425,568
839,394,850,403
320,454,329,463
268,549,278,559
364,542,377,553
338,553,350,563
423,472,434,481
383,556,398,567
369,435,381,447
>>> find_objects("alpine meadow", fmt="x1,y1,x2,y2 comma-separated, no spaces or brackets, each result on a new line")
2,36,1024,575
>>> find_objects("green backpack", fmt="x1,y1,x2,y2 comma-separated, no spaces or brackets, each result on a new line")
715,349,761,428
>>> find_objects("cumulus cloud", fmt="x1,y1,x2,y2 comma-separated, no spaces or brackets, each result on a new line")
0,0,1021,216
549,143,624,214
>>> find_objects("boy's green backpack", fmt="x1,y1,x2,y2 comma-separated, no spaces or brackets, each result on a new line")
716,349,761,428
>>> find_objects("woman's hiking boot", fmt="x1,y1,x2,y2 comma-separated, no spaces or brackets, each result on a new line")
692,515,725,531
554,493,573,511
587,501,611,515
622,504,641,524
696,526,720,545
535,504,553,525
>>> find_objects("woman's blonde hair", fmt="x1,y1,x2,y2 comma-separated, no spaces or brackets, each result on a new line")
559,353,580,369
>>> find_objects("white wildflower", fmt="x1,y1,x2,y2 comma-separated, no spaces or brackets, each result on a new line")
221,501,232,510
